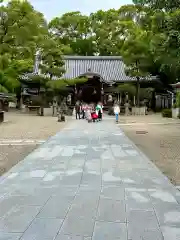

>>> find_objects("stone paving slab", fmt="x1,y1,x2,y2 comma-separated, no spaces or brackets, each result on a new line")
0,118,180,239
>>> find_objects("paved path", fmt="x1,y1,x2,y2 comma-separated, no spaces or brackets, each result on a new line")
0,118,180,240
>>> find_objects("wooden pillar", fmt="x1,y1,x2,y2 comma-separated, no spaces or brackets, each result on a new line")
151,90,156,111
0,100,2,110
136,77,140,107
101,83,104,104
74,85,77,102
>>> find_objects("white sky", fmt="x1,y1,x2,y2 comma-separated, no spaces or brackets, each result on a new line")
29,0,132,20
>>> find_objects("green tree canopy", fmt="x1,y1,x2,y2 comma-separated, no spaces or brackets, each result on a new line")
49,11,96,56
0,0,49,92
118,3,180,87
0,0,47,58
133,0,180,11
1,0,180,96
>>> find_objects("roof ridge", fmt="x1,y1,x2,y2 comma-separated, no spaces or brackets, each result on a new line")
63,55,122,60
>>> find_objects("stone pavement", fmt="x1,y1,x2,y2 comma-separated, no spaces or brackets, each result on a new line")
0,118,180,240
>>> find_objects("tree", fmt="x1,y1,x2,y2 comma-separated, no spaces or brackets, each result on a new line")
0,0,47,59
2,0,180,105
145,10,180,85
116,83,153,104
49,11,96,56
49,9,130,56
117,84,136,96
120,24,153,106
30,36,88,115
90,9,124,56
28,37,65,115
0,0,48,94
133,0,180,11
39,38,65,80
118,3,180,98
131,0,180,86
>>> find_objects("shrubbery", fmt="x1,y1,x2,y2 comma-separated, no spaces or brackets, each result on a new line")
162,109,172,118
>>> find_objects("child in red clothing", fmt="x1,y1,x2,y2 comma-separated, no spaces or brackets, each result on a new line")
91,112,98,122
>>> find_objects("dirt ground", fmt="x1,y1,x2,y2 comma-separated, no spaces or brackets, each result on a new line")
1,112,71,139
0,145,37,176
119,115,180,186
0,112,71,176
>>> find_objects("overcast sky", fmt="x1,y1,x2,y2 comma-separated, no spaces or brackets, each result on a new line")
29,0,132,21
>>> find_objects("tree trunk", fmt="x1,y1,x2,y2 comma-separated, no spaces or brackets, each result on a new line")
16,93,23,109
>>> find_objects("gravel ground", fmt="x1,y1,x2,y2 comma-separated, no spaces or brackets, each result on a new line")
1,112,71,139
119,115,180,186
0,145,37,176
0,112,71,176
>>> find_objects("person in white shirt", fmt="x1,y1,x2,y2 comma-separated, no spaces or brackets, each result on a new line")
113,103,120,123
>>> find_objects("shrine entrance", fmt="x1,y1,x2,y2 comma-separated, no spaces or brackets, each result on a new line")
77,75,103,103
81,86,101,103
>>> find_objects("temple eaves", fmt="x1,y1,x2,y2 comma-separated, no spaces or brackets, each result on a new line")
21,54,158,83
62,55,157,83
62,55,130,83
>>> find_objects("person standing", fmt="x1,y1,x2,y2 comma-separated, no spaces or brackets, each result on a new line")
96,102,102,121
113,103,120,123
124,101,130,116
52,100,57,116
81,102,86,119
100,102,103,120
86,104,92,122
75,101,81,120
84,103,88,119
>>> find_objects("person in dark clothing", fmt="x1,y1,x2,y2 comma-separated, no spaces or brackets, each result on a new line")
96,102,102,121
81,103,86,119
75,101,81,120
98,109,102,120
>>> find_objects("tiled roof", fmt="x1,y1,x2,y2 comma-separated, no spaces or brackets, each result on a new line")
21,55,158,83
62,56,132,83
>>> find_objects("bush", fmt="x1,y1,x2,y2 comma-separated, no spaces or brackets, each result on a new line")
173,103,177,108
176,92,180,108
161,109,172,118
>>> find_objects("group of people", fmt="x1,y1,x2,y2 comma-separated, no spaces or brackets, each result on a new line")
75,101,103,122
75,101,121,123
